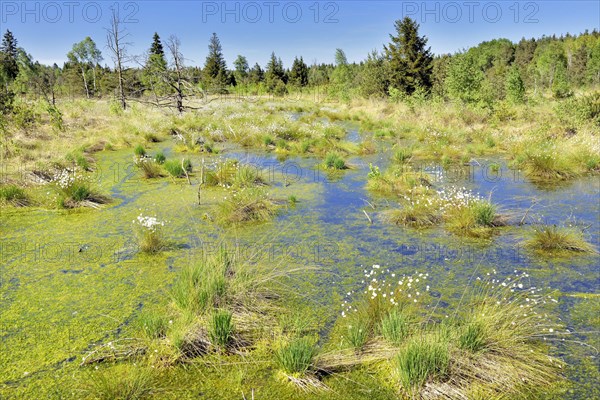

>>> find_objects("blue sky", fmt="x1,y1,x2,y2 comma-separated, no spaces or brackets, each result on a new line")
1,1,598,68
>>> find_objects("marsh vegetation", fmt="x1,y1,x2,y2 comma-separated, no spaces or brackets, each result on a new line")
0,15,598,400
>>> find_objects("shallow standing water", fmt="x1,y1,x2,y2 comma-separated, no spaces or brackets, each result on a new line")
1,126,599,398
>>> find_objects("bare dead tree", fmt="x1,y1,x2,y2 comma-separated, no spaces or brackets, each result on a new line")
105,8,131,110
166,35,185,113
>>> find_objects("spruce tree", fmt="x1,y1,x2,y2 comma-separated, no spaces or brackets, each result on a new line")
146,33,167,72
265,52,287,94
384,17,433,95
144,33,168,97
150,32,165,57
289,56,308,87
1,30,20,81
248,63,264,84
204,33,227,88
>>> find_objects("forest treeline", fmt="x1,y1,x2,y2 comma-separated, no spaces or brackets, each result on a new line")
1,16,599,115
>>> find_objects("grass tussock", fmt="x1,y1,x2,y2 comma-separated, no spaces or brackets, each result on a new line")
525,224,597,254
157,250,302,362
53,168,110,208
203,159,266,188
164,159,192,178
81,364,155,400
133,214,166,254
380,309,412,345
275,337,318,375
317,266,564,398
0,184,29,206
136,159,165,179
216,188,281,225
137,311,169,339
367,164,432,197
323,152,347,170
383,187,504,237
395,334,450,391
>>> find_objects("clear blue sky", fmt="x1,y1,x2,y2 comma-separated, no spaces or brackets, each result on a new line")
1,1,598,68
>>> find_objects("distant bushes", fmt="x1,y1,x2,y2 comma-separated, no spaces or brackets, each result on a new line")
555,91,600,129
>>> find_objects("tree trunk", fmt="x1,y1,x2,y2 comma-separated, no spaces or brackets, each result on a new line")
92,66,97,96
107,9,127,110
81,65,90,98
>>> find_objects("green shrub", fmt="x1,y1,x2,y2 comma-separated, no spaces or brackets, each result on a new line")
555,91,600,128
367,163,381,179
47,105,64,131
12,103,38,131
